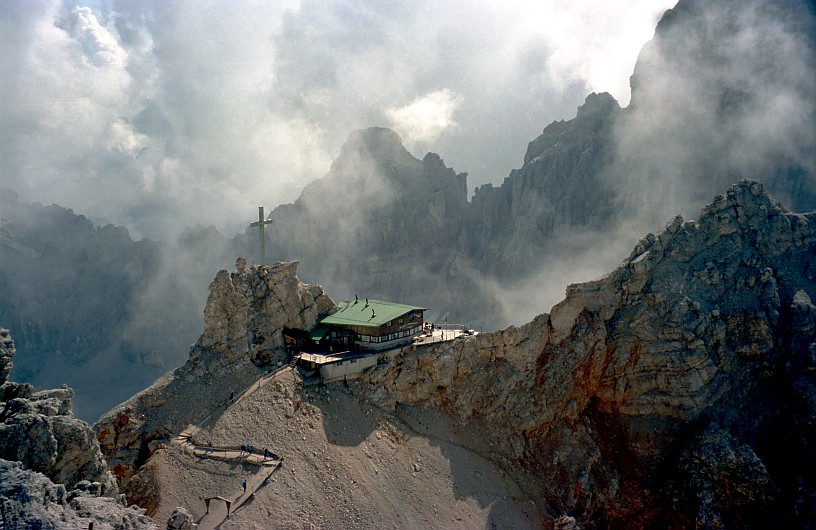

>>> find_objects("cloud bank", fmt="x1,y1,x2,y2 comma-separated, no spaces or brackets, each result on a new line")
0,0,675,241
387,89,462,147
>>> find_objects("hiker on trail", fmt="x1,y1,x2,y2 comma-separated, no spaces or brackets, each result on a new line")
247,443,252,455
263,448,268,459
242,479,247,493
230,391,235,401
240,444,245,456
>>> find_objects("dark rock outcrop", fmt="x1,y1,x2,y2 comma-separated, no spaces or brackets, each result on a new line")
360,180,816,528
166,506,197,529
0,459,157,529
0,328,13,385
0,329,116,493
0,328,157,528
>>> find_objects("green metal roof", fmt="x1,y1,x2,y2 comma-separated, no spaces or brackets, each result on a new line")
318,299,426,328
309,324,330,341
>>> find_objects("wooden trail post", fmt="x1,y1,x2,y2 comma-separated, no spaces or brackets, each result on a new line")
249,206,274,266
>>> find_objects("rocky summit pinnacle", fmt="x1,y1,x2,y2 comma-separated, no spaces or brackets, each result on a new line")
193,261,335,367
333,127,413,171
94,262,335,497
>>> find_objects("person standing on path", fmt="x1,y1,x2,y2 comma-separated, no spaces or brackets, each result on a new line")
243,479,247,493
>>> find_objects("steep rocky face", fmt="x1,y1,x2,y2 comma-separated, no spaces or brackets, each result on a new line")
0,328,157,528
263,127,500,326
467,0,816,281
359,180,816,528
193,260,335,366
95,262,334,497
466,92,621,279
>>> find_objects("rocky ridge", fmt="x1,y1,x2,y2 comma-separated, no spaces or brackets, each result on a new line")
94,262,334,505
0,327,158,529
354,180,816,528
93,180,816,529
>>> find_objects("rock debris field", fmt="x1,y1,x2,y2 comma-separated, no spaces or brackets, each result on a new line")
147,367,543,529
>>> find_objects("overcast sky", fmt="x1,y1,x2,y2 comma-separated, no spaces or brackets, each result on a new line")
0,0,677,240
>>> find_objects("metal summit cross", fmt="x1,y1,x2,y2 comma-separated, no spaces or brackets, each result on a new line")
249,206,274,266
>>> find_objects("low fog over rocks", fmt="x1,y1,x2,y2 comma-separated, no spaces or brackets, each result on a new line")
264,127,500,325
0,191,173,420
615,0,816,219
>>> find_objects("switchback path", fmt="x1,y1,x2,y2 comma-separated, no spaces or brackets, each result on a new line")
193,462,281,530
174,429,283,467
168,363,293,529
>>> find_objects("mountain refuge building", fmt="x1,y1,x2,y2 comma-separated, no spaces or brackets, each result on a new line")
295,298,476,383
313,298,426,351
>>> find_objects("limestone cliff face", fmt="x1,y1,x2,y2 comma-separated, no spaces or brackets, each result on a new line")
466,92,620,278
619,0,816,216
193,261,335,366
0,328,157,528
359,180,816,528
95,262,334,495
